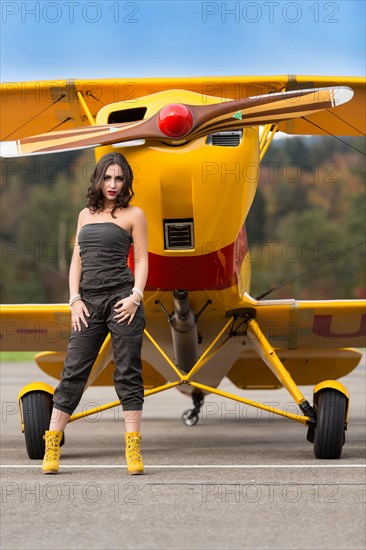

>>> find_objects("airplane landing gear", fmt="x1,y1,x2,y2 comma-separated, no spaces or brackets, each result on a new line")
21,390,65,459
21,390,53,459
313,389,347,459
181,391,204,426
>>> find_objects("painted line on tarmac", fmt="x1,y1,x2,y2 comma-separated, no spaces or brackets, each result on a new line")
1,464,365,469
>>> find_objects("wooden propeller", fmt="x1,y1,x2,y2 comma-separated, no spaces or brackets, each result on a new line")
0,87,353,157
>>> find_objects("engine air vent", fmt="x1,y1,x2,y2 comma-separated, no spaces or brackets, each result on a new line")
164,219,194,250
108,107,147,124
206,130,242,147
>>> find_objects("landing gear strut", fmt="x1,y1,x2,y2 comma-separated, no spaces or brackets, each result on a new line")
181,391,204,426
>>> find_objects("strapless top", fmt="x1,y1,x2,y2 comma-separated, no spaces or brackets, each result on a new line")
77,222,134,292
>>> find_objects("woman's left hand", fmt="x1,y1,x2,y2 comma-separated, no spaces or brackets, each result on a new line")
114,296,139,325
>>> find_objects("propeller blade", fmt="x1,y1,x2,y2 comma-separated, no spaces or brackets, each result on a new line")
187,87,353,140
0,120,153,157
0,87,353,157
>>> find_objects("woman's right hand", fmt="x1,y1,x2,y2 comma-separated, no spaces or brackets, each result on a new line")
71,300,90,331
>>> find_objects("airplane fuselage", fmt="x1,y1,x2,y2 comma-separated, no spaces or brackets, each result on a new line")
95,90,259,387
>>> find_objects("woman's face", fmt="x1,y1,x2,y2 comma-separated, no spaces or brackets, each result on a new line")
100,163,125,202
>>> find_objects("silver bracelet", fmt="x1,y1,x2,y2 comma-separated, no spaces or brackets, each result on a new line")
130,296,141,306
132,287,144,299
69,294,81,306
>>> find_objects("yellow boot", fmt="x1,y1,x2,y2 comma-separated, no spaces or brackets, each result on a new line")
42,431,63,474
125,432,144,475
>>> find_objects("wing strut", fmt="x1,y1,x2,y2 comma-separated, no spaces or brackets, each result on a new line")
76,92,96,126
65,319,315,426
243,316,315,418
259,123,278,160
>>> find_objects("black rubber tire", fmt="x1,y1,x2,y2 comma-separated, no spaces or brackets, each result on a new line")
181,409,199,426
22,391,53,459
314,389,347,459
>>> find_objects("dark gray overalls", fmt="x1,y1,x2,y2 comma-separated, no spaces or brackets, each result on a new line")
53,222,145,414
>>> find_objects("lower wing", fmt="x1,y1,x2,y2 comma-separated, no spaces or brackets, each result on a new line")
1,298,364,389
1,298,365,352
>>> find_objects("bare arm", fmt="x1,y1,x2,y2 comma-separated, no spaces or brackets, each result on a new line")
69,212,90,331
69,213,83,297
131,208,149,299
114,208,148,325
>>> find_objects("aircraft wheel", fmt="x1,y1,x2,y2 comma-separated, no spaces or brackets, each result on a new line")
313,389,347,459
21,390,64,459
182,409,199,426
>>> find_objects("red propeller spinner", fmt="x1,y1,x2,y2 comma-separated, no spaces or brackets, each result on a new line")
157,103,194,138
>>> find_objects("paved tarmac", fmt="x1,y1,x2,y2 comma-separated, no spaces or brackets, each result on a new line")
1,355,365,550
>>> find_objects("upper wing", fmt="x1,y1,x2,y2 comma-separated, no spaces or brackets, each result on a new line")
276,75,365,136
1,75,364,141
1,86,353,157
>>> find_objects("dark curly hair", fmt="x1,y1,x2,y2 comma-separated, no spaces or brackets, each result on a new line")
86,152,134,218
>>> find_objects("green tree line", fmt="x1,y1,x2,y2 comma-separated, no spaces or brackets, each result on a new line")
0,137,365,303
1,150,95,303
246,136,365,299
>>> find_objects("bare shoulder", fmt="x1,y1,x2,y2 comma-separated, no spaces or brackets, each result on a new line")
78,207,89,223
129,206,147,224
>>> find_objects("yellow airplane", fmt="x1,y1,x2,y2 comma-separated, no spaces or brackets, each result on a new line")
1,75,365,460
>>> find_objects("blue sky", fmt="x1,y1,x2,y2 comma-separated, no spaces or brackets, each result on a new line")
0,0,365,82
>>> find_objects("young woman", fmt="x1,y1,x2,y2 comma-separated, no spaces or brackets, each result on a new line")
42,152,148,475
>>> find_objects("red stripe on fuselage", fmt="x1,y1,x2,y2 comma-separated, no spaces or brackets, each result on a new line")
145,225,248,291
